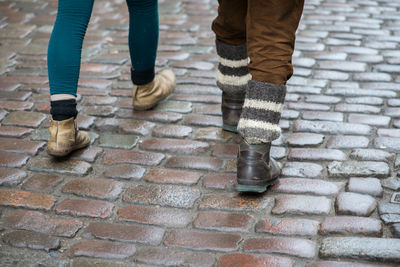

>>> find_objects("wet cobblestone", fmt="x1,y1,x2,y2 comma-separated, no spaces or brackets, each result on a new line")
1,0,400,265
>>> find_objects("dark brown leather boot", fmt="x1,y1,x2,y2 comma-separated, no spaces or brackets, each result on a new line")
222,92,244,133
236,137,280,193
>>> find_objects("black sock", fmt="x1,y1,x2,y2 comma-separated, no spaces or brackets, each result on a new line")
131,67,155,85
50,99,78,121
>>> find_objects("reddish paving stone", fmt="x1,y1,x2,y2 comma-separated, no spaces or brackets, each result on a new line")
30,158,92,176
272,195,331,215
0,137,45,155
288,148,347,161
103,164,146,180
118,110,183,123
152,124,192,138
307,261,388,267
286,132,325,147
123,184,200,208
212,144,238,158
70,146,103,162
0,125,33,137
144,169,201,185
193,210,253,232
0,100,33,111
118,205,192,227
83,222,165,246
183,114,222,127
140,138,209,154
0,189,55,210
21,173,63,192
164,229,241,252
194,127,234,142
256,218,320,236
118,118,156,135
320,216,382,236
271,178,342,196
0,76,48,85
336,192,377,217
171,94,221,104
62,178,124,200
136,247,215,267
243,237,317,258
199,193,273,212
165,156,223,171
203,173,236,190
2,230,60,252
0,168,27,186
2,111,46,127
67,240,136,259
4,210,83,237
103,149,164,166
347,177,383,197
218,253,293,267
55,199,114,218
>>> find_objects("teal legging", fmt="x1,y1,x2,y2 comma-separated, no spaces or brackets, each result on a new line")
48,0,158,96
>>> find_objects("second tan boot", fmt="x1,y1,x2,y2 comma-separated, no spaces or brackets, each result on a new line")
132,69,176,110
46,117,90,157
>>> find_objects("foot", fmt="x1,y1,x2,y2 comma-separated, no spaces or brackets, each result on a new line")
132,69,176,110
46,117,90,157
236,137,280,193
221,92,244,133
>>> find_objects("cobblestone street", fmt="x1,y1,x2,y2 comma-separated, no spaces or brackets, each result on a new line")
1,0,400,266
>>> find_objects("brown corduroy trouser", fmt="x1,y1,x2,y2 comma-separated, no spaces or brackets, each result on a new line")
212,0,304,85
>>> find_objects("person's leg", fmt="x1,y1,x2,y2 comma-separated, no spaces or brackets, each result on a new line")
46,0,93,156
236,0,304,192
126,0,175,110
212,0,249,133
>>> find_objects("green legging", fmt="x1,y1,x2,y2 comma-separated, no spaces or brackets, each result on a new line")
48,0,158,96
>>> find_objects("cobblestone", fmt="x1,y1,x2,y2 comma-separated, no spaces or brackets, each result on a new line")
2,0,400,265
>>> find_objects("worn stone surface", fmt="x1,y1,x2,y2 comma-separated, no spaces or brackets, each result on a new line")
336,192,377,217
1,0,400,265
320,237,400,263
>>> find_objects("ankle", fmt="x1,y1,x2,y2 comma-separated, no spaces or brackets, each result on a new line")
50,99,77,121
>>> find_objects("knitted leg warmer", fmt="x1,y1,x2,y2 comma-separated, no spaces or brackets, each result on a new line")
215,39,251,97
238,80,286,144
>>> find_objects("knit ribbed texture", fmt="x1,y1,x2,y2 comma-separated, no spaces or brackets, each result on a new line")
215,39,250,97
238,80,286,144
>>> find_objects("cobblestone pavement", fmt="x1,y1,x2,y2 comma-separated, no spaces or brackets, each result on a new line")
1,0,400,266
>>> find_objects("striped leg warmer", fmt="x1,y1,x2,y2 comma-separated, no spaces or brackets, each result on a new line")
216,40,251,97
238,80,286,144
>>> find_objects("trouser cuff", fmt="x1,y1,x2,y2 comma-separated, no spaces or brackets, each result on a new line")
50,99,78,121
131,67,155,85
216,39,250,97
238,80,286,144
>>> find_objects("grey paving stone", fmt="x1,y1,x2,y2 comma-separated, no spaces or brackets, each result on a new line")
282,162,324,178
320,237,400,263
327,136,369,149
336,192,377,217
328,161,389,178
347,178,383,197
294,120,372,135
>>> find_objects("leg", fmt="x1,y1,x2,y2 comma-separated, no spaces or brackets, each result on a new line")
236,0,304,192
46,0,93,156
126,0,175,110
239,0,305,143
212,0,249,132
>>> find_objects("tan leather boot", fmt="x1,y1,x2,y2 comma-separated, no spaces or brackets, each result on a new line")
46,117,90,157
132,69,176,110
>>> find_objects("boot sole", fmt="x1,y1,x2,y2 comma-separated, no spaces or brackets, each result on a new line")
46,142,89,157
236,176,278,193
222,124,238,133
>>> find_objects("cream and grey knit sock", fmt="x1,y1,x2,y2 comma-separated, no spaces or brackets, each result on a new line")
215,39,251,97
238,80,286,144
